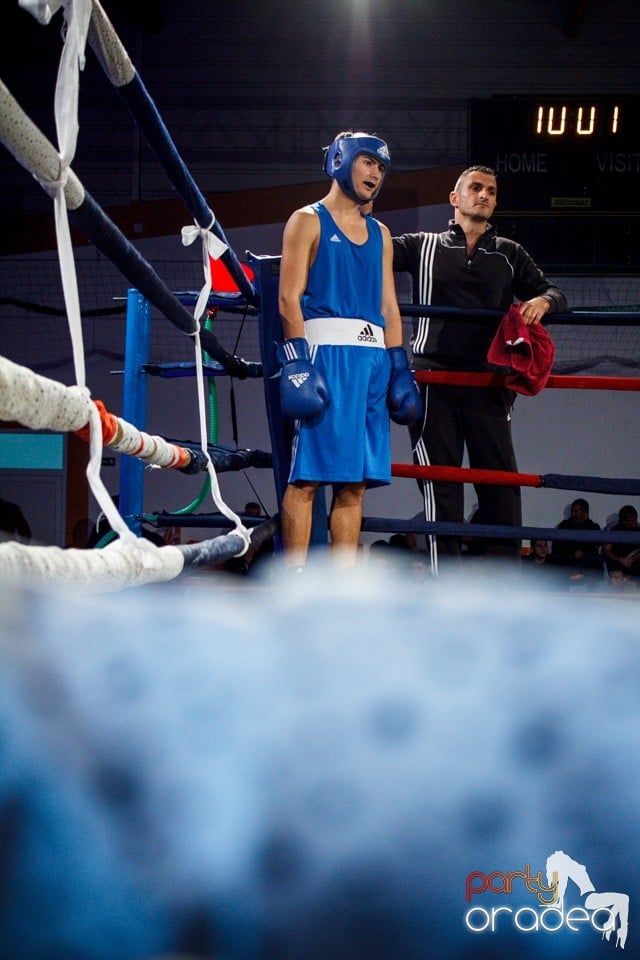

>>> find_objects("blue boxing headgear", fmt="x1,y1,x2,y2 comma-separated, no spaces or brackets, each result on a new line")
323,132,391,201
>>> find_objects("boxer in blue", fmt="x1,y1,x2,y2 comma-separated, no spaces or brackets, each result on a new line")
277,131,421,567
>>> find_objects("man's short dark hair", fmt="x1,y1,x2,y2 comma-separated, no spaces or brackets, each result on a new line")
572,498,589,512
454,165,496,192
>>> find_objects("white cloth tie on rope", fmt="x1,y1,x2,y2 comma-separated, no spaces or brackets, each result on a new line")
192,328,251,557
52,0,92,376
56,0,92,166
18,1,248,562
27,0,92,389
53,2,120,537
29,0,124,541
181,217,228,323
20,0,92,167
54,190,86,386
181,218,249,556
19,0,65,25
86,400,138,548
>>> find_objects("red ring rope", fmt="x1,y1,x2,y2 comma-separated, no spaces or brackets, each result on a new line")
391,463,542,487
415,371,640,391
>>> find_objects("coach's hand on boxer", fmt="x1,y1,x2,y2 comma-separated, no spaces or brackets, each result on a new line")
276,337,330,420
386,346,423,425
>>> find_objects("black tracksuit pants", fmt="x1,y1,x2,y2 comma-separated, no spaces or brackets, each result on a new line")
409,381,522,563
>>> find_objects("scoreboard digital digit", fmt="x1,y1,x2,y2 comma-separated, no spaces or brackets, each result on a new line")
469,96,640,212
468,96,640,269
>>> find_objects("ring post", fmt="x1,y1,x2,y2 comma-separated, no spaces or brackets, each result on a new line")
120,288,151,535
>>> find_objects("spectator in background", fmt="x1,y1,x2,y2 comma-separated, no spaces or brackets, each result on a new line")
607,567,640,593
549,498,603,588
368,534,429,579
524,538,551,567
521,538,565,590
602,505,640,582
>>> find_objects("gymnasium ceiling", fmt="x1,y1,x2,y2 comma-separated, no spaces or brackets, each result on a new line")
1,0,638,228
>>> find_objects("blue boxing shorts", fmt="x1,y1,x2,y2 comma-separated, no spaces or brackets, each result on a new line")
288,317,392,488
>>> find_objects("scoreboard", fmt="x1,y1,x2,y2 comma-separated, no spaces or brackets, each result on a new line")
468,96,640,269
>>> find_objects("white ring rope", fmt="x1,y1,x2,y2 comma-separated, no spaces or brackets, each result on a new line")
0,354,253,589
14,0,129,547
0,356,190,471
85,0,136,88
4,1,253,576
107,422,183,468
0,78,85,207
0,539,185,591
0,354,91,431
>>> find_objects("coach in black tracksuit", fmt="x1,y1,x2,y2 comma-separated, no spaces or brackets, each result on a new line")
393,165,567,571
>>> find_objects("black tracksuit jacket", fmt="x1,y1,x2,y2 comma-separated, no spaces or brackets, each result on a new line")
393,220,567,371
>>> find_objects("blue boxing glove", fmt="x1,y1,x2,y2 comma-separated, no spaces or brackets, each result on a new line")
276,337,330,420
387,346,423,425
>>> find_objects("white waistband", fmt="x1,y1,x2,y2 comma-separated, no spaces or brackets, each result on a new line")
304,317,385,348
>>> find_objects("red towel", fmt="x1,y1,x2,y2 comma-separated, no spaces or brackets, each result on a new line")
487,303,555,396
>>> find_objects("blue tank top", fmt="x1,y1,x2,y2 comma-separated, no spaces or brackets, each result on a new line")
301,202,385,327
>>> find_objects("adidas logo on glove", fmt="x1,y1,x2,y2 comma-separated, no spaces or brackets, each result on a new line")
277,336,330,420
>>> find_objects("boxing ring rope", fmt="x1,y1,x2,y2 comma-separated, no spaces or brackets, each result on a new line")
368,301,640,559
2,6,638,578
360,516,640,550
85,0,258,306
0,90,254,556
252,249,640,562
0,77,259,380
414,370,640,392
391,463,640,496
0,0,277,587
0,352,271,489
0,353,278,587
0,516,278,591
400,303,640,324
77,400,202,472
378,473,640,548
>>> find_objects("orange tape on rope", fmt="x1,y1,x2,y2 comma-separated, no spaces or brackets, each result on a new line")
74,401,191,470
74,399,118,443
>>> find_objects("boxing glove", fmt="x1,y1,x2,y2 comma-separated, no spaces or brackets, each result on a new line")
387,347,423,425
276,338,330,420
